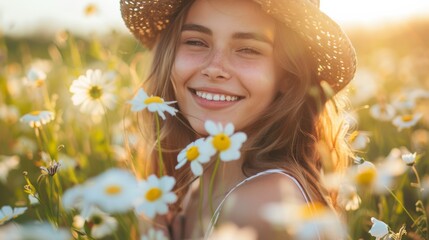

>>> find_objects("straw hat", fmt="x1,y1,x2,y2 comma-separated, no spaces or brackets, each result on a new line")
120,0,356,92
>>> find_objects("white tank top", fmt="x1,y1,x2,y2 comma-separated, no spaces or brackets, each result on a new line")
203,169,319,239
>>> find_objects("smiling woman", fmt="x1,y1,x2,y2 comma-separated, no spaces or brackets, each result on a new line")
121,0,357,239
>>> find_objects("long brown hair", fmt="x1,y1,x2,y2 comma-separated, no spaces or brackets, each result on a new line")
135,0,352,210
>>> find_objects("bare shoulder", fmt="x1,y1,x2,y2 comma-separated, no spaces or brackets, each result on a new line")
215,172,307,238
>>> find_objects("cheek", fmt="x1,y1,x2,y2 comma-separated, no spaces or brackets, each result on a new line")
173,50,206,81
240,64,280,97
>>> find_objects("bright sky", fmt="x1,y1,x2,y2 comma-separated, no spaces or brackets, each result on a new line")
321,0,429,26
0,0,429,38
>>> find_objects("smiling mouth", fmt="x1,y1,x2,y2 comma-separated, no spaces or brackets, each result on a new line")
190,89,242,102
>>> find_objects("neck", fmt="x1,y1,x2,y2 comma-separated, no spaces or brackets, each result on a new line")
200,157,246,203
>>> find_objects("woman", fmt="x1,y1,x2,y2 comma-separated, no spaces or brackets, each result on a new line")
121,0,356,239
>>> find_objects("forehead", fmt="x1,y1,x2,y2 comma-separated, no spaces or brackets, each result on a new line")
185,0,276,37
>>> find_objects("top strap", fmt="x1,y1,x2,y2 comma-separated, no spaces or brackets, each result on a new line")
204,169,315,239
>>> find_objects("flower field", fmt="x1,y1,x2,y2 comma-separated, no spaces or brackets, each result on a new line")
1,18,429,239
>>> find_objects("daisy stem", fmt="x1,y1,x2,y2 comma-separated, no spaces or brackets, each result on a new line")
101,102,113,163
208,155,220,215
34,127,44,152
155,114,164,176
39,125,51,155
198,176,204,234
411,166,422,191
49,176,60,227
42,83,53,111
384,185,416,223
49,177,58,227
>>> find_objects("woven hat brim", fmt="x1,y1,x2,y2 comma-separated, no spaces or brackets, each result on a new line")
120,0,356,92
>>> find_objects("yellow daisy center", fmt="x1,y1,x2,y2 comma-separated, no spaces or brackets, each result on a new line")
186,146,200,161
348,130,359,143
29,111,41,116
105,185,122,196
213,133,231,151
299,202,327,220
35,79,45,87
401,115,413,122
355,168,377,186
146,187,162,202
144,96,164,105
88,86,103,99
84,4,98,16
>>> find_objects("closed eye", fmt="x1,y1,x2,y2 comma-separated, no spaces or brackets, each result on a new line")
184,39,208,48
238,47,261,55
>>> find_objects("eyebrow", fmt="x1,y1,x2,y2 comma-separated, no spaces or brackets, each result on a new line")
182,23,273,45
182,24,212,35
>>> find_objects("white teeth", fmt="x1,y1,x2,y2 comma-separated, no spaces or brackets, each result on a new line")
195,90,239,102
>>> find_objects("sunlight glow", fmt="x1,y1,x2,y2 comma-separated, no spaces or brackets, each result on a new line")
321,0,429,26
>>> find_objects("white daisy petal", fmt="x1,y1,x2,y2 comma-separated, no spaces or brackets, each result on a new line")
205,120,219,135
190,161,203,176
175,159,187,169
224,123,234,135
220,150,241,162
160,176,176,191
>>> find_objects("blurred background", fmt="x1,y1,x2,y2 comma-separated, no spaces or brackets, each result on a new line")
1,1,429,239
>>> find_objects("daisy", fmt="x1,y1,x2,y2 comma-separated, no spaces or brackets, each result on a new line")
347,130,370,150
84,3,99,16
392,113,422,131
378,147,409,176
0,222,71,240
69,69,117,115
0,155,19,183
128,88,178,120
20,110,54,128
135,175,177,219
176,138,216,176
204,120,247,161
62,168,140,218
391,94,415,112
76,208,118,239
337,183,361,211
62,185,88,216
262,202,346,239
84,168,140,214
353,161,393,194
141,228,169,240
369,103,396,121
0,205,27,225
401,152,417,166
368,217,389,240
25,67,46,87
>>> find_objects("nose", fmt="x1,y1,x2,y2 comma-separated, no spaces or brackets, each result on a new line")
201,51,231,80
